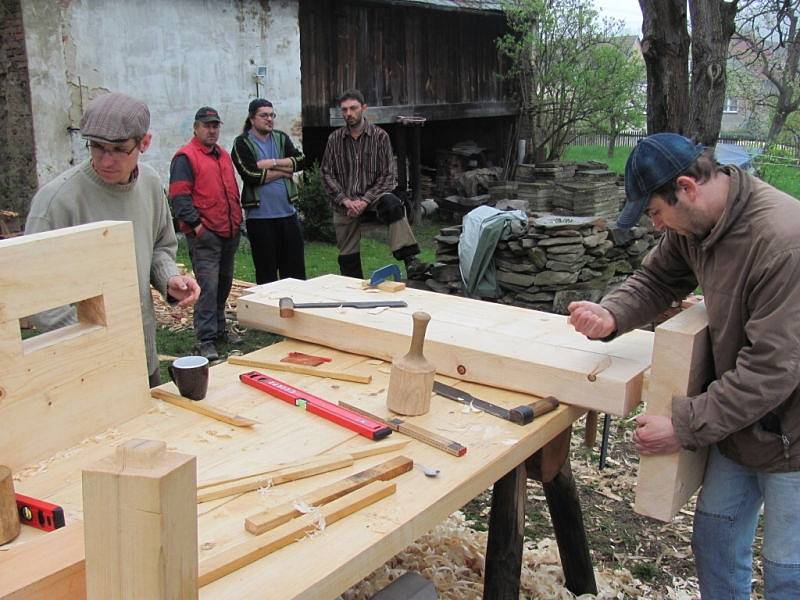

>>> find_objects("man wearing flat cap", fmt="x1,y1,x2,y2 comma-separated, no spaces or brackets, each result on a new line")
169,107,242,361
568,133,800,597
26,92,200,387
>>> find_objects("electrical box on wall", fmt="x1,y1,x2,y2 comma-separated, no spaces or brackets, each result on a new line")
254,66,267,81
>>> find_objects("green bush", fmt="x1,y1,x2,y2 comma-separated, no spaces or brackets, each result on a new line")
296,162,336,243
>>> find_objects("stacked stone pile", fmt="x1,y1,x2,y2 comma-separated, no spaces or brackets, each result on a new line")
425,225,463,295
493,215,656,313
422,216,658,312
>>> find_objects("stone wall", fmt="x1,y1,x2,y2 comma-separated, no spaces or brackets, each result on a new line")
0,0,37,215
427,215,659,315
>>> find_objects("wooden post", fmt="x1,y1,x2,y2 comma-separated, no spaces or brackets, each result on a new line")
396,123,408,201
410,123,422,221
82,439,197,600
484,463,526,600
0,465,20,545
543,460,598,595
635,303,712,521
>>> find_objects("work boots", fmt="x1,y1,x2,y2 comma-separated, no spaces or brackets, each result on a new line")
404,256,430,280
198,341,219,361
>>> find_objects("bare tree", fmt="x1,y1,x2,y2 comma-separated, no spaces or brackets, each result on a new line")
732,0,800,146
638,0,738,143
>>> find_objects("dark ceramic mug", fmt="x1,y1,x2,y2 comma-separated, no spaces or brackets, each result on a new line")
168,355,209,401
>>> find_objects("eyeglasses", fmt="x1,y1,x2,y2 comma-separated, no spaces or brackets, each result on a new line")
85,140,139,159
255,112,277,120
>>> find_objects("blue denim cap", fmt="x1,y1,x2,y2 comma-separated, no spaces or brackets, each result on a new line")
619,133,704,228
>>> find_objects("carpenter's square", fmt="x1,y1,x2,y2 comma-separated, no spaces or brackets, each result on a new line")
433,381,559,425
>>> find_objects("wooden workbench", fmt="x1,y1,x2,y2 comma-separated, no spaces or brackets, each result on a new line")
5,338,588,599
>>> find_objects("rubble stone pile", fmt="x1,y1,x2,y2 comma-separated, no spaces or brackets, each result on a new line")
425,215,658,315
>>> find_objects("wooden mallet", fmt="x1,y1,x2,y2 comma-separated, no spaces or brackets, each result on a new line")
386,311,435,416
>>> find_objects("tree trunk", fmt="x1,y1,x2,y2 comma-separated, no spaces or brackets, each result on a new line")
766,110,789,148
607,132,618,158
688,0,738,145
639,0,691,134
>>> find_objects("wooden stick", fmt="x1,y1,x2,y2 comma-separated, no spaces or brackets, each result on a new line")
197,439,410,490
150,389,258,428
198,481,396,587
339,402,467,457
197,455,354,503
227,356,372,384
245,456,412,535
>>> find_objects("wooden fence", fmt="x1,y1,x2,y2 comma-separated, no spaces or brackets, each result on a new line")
571,131,779,150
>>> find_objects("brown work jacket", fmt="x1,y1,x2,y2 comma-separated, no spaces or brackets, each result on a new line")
602,167,800,472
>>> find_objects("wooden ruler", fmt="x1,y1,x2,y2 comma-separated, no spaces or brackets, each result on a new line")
338,401,467,457
227,356,371,384
150,389,257,427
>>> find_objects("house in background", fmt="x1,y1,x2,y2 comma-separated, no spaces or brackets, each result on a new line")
0,0,514,217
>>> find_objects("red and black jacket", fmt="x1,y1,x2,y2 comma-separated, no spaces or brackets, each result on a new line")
169,136,242,238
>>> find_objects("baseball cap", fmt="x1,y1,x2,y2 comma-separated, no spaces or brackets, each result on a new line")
619,133,704,228
195,106,222,123
80,92,150,142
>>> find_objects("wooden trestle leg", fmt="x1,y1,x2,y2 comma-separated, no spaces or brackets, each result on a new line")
483,426,597,598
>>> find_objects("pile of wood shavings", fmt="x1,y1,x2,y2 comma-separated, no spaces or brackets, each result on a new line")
152,276,255,332
342,512,656,599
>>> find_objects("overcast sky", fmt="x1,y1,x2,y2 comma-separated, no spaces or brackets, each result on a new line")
592,0,643,34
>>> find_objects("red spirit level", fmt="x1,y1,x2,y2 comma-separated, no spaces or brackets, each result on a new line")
16,493,65,531
239,370,392,441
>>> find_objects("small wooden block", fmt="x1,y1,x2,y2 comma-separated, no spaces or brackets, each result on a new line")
362,280,406,292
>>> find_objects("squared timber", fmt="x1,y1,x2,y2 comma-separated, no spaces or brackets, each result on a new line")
635,302,713,521
0,222,151,472
236,275,654,415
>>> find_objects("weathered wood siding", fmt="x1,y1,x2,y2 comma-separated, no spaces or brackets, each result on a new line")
300,0,511,126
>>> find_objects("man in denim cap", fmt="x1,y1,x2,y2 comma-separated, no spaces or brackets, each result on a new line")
569,132,800,598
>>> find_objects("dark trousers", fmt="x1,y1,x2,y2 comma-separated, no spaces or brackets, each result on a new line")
186,229,241,343
246,215,306,285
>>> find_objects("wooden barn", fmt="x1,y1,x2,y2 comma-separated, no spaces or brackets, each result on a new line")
299,0,517,188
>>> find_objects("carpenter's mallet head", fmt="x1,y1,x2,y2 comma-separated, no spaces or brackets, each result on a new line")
278,297,295,318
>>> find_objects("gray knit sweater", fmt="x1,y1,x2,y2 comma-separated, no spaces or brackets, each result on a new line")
25,159,180,375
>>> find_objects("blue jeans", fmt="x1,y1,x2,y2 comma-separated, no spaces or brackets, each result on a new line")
692,445,800,599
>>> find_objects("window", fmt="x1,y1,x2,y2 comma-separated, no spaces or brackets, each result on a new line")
723,97,739,113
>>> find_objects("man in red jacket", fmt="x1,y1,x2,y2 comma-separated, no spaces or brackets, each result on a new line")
169,107,242,361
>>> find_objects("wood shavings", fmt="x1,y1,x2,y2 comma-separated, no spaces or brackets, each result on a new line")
205,429,232,439
461,401,482,414
367,306,389,315
256,481,274,498
366,360,384,366
200,542,216,551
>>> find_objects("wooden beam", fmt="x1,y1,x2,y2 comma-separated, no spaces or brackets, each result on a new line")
0,222,151,472
198,481,396,587
329,101,518,126
0,522,86,600
237,275,653,415
635,303,712,521
245,456,412,535
82,439,197,600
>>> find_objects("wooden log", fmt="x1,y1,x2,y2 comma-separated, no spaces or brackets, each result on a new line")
386,312,435,416
635,303,712,521
82,439,197,600
198,481,396,587
150,388,258,427
197,454,355,503
543,460,597,595
227,356,372,384
245,456,413,535
236,274,654,415
484,463,526,600
0,465,20,545
0,522,86,600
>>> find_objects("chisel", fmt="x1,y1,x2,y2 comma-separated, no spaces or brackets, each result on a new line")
433,381,559,425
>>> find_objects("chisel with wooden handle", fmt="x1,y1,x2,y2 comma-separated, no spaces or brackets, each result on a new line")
433,381,559,425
